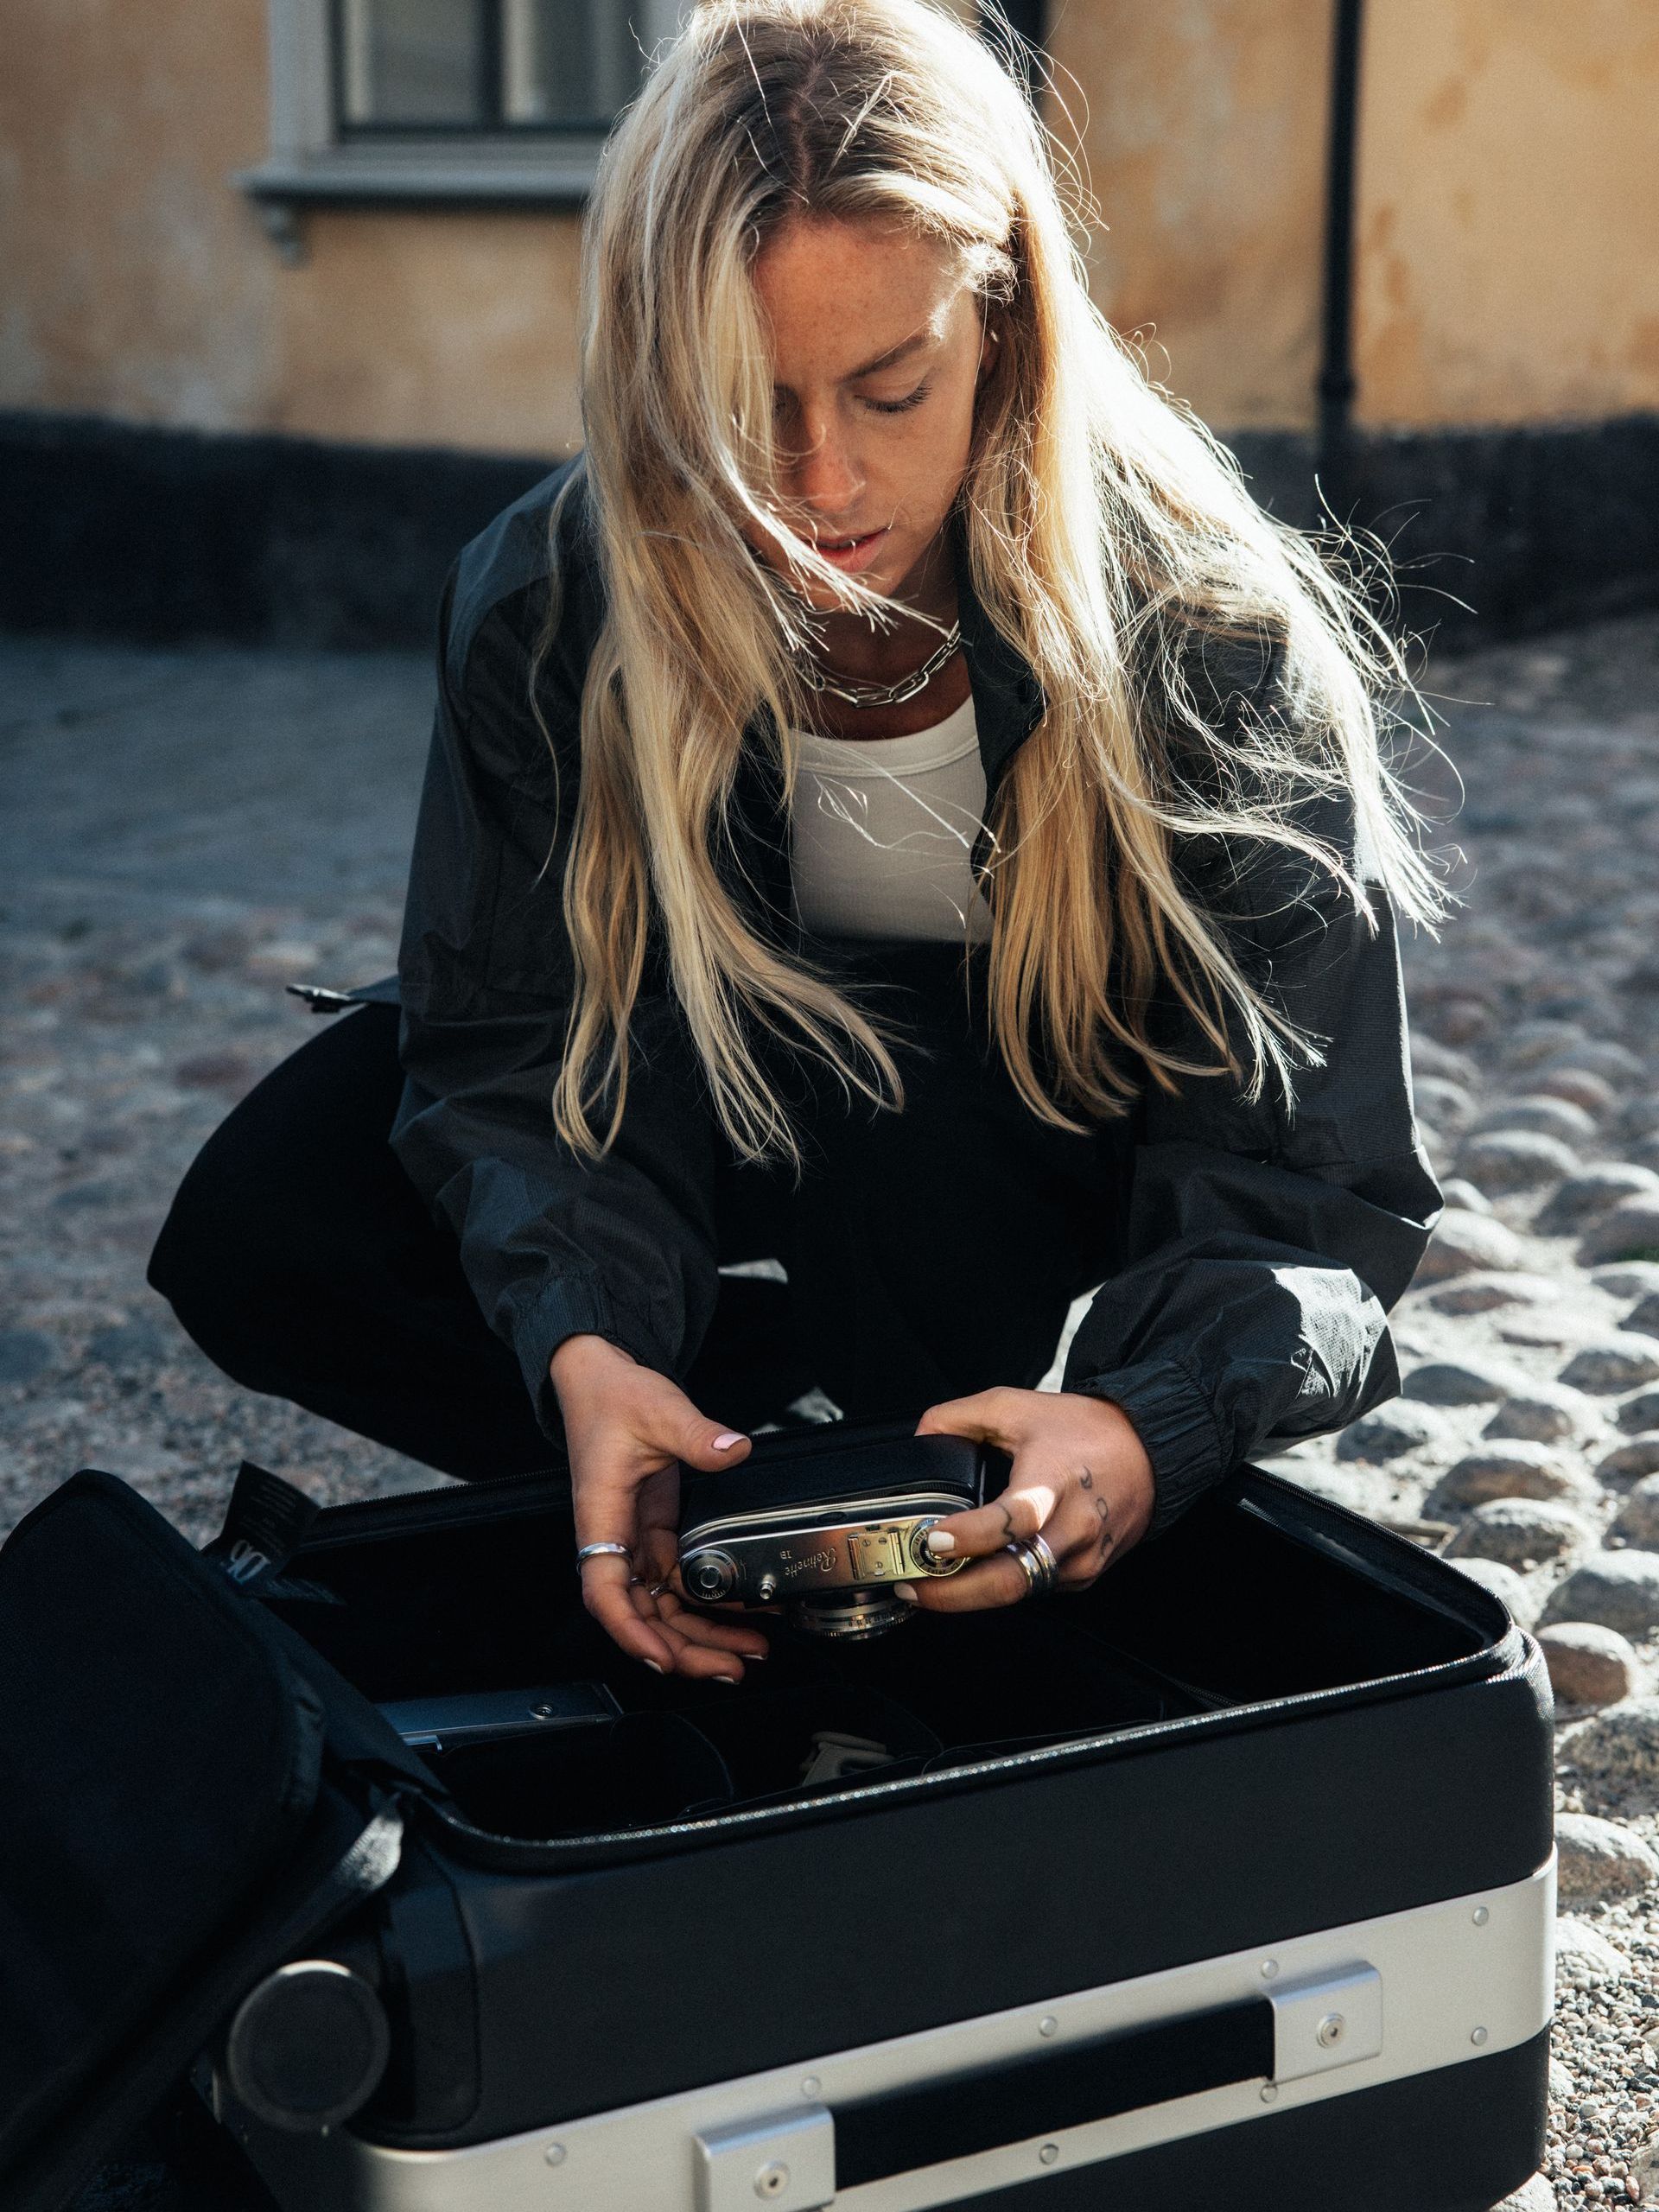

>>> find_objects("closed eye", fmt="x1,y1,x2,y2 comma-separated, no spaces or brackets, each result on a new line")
864,380,931,416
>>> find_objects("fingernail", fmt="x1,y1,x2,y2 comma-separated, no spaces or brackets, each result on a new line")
712,1432,746,1451
713,1673,740,1685
925,1529,955,1555
643,1659,665,1675
894,1582,919,1605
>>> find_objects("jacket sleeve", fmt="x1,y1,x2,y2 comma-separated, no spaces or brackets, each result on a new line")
1062,783,1442,1540
387,563,723,1443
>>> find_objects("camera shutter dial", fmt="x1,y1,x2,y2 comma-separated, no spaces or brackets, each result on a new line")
684,1548,738,1601
908,1519,961,1576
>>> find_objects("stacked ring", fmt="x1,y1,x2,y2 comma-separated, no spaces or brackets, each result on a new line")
1003,1529,1060,1598
575,1541,632,1574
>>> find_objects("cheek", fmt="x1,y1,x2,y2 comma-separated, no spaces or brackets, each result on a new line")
902,385,980,506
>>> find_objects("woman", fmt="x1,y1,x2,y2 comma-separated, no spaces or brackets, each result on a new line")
149,0,1440,1688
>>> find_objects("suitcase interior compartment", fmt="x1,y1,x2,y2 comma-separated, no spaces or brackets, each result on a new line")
259,1472,1505,1847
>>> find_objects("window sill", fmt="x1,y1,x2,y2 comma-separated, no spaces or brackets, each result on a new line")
235,143,601,256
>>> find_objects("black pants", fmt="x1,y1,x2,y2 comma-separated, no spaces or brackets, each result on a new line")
148,980,1130,1481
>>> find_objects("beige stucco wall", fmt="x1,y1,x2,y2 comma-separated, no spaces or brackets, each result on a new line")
1046,0,1333,433
2,0,1654,454
1353,0,1659,428
0,0,588,453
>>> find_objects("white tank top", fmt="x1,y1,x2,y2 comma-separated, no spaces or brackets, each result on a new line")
788,694,994,945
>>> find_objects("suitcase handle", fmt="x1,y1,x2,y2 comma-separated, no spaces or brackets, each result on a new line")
695,1967,1383,2209
830,1993,1274,2190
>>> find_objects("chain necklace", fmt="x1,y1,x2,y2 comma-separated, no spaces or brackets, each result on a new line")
792,621,963,709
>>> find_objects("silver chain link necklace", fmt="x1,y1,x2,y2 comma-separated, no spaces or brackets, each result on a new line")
791,621,963,709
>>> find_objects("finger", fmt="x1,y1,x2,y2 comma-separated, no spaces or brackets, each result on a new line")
1046,1492,1118,1586
652,1614,754,1682
643,1394,753,1476
906,1547,1033,1613
622,1582,763,1681
634,1520,681,1592
581,1554,676,1673
919,1475,1059,1565
914,1388,1027,1448
657,1597,771,1660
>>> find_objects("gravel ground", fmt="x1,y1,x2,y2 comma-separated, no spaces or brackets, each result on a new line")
5,613,1659,2208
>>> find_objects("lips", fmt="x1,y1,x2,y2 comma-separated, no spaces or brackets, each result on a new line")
801,526,890,570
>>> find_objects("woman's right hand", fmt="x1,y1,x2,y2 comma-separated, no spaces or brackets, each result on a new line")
550,1332,771,1682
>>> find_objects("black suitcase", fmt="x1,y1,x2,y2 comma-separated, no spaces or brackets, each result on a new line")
0,1445,1554,2212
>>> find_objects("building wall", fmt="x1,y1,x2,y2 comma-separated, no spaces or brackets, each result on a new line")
1,0,1656,456
0,0,589,453
1353,0,1659,429
1045,0,1333,434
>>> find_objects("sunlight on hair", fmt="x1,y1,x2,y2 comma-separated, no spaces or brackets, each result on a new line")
531,0,1449,1170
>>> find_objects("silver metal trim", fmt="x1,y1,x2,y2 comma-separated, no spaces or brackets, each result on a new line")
1267,1962,1383,2082
680,1491,969,1549
694,2107,835,2212
221,1856,1554,2211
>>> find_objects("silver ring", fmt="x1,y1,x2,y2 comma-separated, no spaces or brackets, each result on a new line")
1025,1530,1060,1593
575,1541,632,1573
1003,1533,1059,1599
1003,1540,1039,1597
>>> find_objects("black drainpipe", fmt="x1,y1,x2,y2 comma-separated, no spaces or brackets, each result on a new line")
980,0,1046,101
1318,0,1366,510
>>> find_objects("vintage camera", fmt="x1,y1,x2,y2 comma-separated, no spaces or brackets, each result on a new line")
677,1419,1009,1639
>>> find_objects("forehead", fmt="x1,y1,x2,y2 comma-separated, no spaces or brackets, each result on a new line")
751,215,969,374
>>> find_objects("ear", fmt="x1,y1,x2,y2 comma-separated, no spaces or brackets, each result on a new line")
976,308,1003,385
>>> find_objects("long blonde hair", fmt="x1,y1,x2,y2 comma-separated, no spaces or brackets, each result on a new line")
543,0,1441,1167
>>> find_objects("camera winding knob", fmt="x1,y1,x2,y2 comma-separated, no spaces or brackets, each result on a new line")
683,1548,737,1603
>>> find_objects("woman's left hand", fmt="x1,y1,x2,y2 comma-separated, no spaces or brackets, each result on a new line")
907,1389,1157,1609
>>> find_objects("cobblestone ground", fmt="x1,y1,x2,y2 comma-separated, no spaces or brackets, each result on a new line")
4,617,1659,2209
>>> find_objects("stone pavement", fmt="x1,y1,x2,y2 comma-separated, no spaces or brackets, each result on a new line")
4,613,1659,2208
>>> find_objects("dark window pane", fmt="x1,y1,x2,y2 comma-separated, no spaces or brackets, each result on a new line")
502,0,644,126
340,0,486,126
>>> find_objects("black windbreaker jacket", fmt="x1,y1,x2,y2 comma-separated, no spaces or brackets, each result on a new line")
382,456,1441,1535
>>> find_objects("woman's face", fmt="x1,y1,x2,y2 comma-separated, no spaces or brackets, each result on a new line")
742,213,995,613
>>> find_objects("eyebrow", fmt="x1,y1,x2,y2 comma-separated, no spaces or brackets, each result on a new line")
845,327,932,379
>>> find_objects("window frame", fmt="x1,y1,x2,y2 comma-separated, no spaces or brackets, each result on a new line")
235,0,683,251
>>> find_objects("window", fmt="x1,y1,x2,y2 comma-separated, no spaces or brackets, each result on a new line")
335,0,646,133
237,0,683,252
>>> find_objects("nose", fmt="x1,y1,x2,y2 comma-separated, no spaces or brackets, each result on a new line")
782,404,865,522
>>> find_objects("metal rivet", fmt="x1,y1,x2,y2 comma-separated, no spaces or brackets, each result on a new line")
1471,1906,1490,1927
1260,2083,1279,2104
1260,1959,1279,1981
544,2144,566,2166
1039,2144,1059,2166
1471,2026,1488,2048
1315,2013,1344,2049
754,2160,790,2199
1039,2016,1058,2037
800,2075,820,2097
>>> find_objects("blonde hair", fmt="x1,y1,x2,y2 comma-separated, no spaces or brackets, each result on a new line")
542,0,1441,1167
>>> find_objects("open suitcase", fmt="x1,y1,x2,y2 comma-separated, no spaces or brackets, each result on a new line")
0,1444,1554,2212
